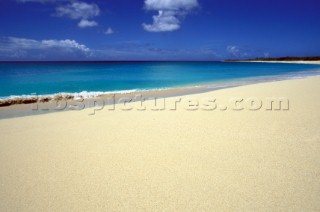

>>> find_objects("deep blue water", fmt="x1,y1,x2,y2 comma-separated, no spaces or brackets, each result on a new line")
0,62,319,99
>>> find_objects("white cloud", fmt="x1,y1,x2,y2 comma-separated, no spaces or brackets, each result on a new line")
227,46,240,56
17,0,60,3
0,36,90,59
7,37,41,49
227,46,249,58
7,37,89,52
104,27,115,35
143,0,198,32
17,0,70,4
78,19,98,28
17,0,101,28
143,11,180,32
41,39,90,51
55,2,100,20
55,1,100,28
144,0,198,10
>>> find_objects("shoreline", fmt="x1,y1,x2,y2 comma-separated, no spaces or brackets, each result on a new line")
228,60,320,64
1,73,320,119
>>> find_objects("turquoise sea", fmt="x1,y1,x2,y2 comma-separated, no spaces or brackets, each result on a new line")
0,62,320,99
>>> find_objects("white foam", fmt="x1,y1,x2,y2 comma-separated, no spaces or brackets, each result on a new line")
0,88,171,101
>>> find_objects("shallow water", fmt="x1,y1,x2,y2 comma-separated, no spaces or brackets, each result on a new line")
0,61,320,100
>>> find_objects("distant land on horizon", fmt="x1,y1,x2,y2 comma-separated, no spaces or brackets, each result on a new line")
225,56,320,62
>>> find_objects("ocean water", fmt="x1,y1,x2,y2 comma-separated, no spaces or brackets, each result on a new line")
0,62,320,99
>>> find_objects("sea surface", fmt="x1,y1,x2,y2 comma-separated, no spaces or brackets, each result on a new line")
0,61,320,100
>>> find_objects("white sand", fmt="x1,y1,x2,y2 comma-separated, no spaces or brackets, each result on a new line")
1,76,320,211
239,60,320,64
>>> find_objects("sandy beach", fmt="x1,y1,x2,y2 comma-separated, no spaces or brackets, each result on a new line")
1,76,320,211
238,60,320,65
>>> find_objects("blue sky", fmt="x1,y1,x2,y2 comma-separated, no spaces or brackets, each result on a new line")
0,0,319,61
